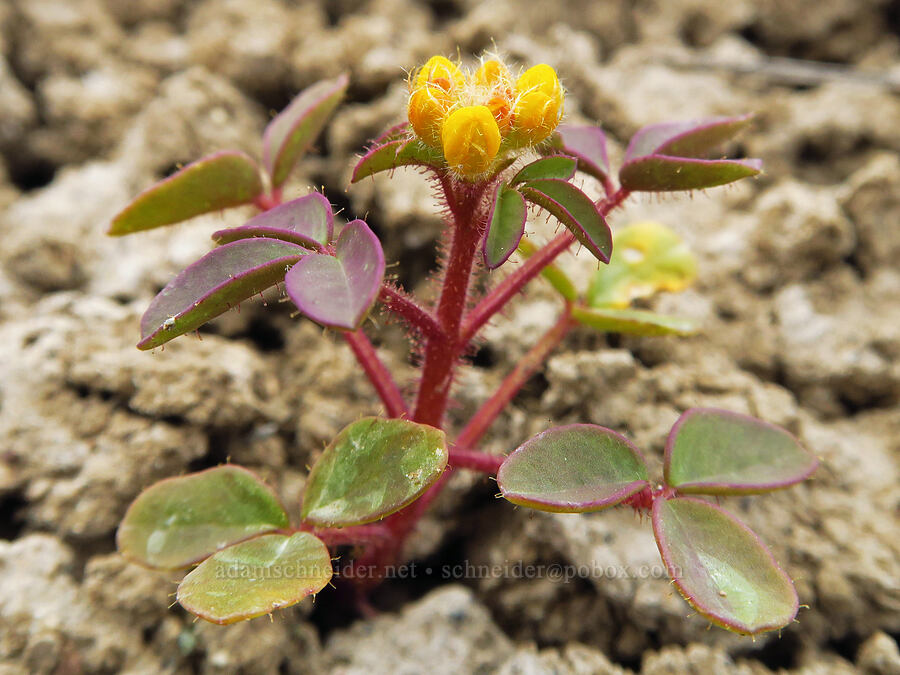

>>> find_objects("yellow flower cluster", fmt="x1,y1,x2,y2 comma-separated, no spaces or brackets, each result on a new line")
408,55,564,179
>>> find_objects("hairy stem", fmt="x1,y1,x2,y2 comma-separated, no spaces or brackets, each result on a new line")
343,329,407,418
448,447,503,474
413,180,488,426
456,304,574,452
378,284,443,341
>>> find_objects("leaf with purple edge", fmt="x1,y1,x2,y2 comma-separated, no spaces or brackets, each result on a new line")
664,408,819,494
212,193,333,250
301,417,447,527
284,219,384,330
571,306,698,337
483,184,527,269
620,115,761,192
498,425,650,513
619,156,762,192
177,532,332,625
117,466,289,570
518,179,612,263
262,74,349,188
351,136,444,183
510,156,576,185
108,151,264,236
138,239,308,350
624,115,754,162
549,125,611,185
652,496,799,635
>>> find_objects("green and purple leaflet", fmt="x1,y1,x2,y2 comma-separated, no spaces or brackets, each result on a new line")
350,128,444,182
509,156,577,185
652,497,799,635
262,73,349,188
212,192,334,250
177,532,333,625
108,151,264,235
483,183,528,269
301,417,448,527
138,238,308,350
117,465,289,570
550,125,611,187
619,115,762,192
284,219,385,330
498,424,650,512
664,408,819,494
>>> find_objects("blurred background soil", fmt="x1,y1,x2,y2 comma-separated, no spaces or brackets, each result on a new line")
0,0,898,673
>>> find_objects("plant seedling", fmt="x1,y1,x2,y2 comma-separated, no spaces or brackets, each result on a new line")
110,53,817,634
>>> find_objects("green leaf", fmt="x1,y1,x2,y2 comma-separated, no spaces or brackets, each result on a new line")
518,178,612,263
498,424,650,513
517,236,578,302
262,74,349,188
619,157,762,192
587,221,697,308
108,151,263,236
652,497,798,635
510,156,576,185
177,533,332,625
483,184,527,269
301,417,448,527
571,306,698,337
664,408,819,494
138,239,308,350
117,466,289,570
351,136,444,183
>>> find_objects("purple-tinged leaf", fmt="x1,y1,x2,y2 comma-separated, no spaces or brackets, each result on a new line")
351,136,444,183
571,306,698,337
108,151,263,236
117,466,289,570
498,425,650,513
138,239,307,350
262,74,349,188
483,184,527,269
624,115,754,163
177,532,332,625
652,496,798,635
285,219,384,330
510,156,576,185
551,125,610,185
518,179,612,263
664,408,818,494
619,156,762,192
212,193,333,250
301,417,447,527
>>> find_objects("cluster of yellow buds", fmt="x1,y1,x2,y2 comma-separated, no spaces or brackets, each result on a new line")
408,55,565,179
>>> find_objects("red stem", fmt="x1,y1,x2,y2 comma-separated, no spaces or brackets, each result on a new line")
413,180,489,426
307,524,392,547
448,448,503,474
460,230,576,346
456,304,574,452
343,329,407,418
378,284,443,341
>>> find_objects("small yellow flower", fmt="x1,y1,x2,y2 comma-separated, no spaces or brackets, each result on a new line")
513,64,564,144
474,59,512,89
408,83,454,148
413,55,465,94
442,105,501,178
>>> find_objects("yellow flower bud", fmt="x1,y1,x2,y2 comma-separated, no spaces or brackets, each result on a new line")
474,59,512,89
414,55,465,94
442,105,501,178
408,83,453,147
513,64,564,144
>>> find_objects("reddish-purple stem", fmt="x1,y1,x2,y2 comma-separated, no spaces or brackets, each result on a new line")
448,448,503,474
343,329,407,418
378,284,443,340
456,305,574,453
